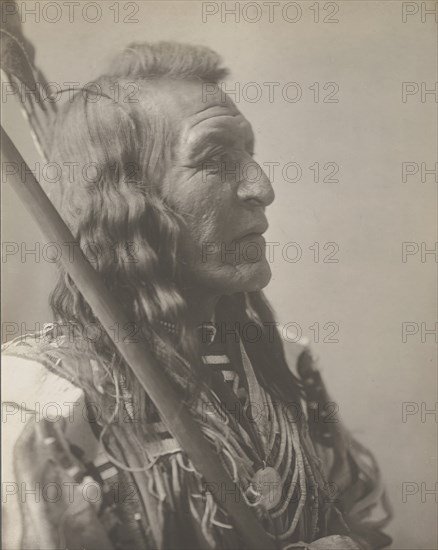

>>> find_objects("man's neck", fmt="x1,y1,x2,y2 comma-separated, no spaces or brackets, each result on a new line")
184,288,219,328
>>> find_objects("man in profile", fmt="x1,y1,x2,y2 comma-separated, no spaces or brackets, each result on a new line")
2,41,392,549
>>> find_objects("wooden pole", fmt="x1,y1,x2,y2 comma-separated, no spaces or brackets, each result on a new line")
1,125,278,550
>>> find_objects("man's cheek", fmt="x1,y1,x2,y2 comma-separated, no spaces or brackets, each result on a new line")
200,242,219,264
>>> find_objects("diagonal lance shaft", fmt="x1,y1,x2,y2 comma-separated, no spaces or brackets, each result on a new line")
1,126,278,550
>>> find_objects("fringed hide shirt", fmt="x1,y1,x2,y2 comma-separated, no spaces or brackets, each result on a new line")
2,324,392,550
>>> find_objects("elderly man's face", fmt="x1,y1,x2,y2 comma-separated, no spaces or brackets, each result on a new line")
158,79,275,297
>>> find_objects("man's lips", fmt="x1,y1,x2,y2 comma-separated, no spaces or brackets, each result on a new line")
235,232,266,243
233,221,269,242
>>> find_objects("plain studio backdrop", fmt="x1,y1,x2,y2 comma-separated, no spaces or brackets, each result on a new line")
1,2,437,548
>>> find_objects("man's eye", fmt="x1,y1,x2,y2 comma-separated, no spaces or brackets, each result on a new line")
201,158,222,173
199,151,228,174
211,151,228,163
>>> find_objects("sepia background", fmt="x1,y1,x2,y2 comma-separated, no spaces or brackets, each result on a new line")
2,1,437,548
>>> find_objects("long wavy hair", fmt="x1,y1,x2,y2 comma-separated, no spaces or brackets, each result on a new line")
49,41,304,435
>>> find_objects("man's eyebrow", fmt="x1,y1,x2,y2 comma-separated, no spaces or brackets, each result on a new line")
188,131,254,162
184,120,255,158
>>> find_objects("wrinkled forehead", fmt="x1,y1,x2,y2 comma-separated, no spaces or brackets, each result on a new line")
149,79,254,153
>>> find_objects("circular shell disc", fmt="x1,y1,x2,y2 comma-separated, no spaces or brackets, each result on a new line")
250,466,282,511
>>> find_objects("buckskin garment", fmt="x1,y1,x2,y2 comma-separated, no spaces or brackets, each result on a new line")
2,323,392,550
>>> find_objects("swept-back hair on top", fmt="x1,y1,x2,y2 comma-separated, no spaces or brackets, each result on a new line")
49,41,304,436
106,41,230,82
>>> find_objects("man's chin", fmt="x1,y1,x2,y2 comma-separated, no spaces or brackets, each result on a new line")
234,260,272,292
190,260,272,295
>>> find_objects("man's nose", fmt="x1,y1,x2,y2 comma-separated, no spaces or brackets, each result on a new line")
236,158,275,207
